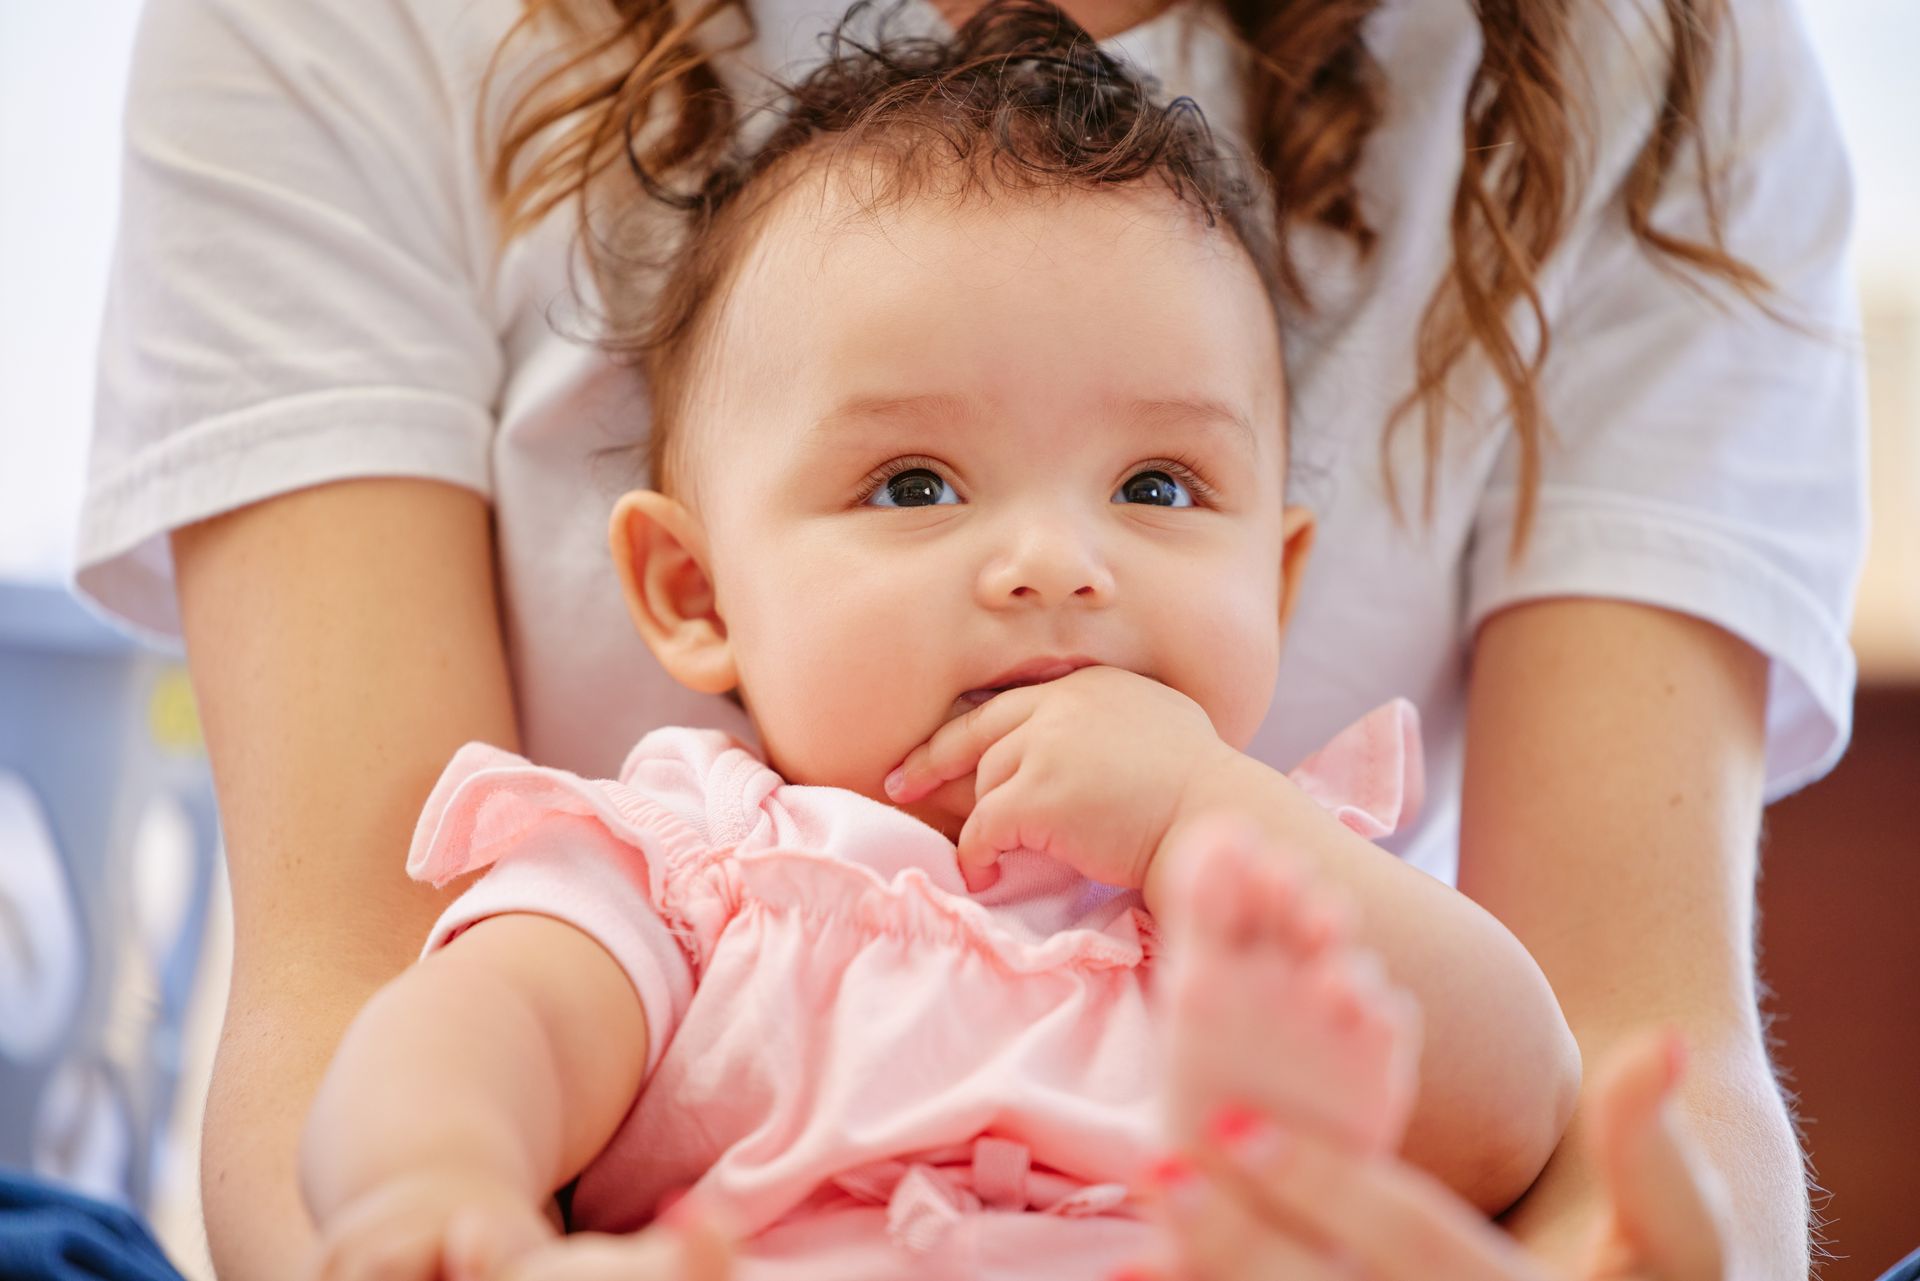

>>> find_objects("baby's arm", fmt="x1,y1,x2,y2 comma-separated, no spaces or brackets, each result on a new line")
299,912,648,1275
1147,755,1582,1216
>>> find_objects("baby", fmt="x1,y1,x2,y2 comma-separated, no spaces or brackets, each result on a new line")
298,3,1577,1277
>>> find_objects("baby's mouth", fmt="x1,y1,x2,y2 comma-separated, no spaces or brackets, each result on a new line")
951,658,1098,714
956,685,1016,709
952,668,1090,718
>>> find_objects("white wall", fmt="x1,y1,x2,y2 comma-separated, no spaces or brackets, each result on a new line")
0,0,146,582
1802,0,1920,284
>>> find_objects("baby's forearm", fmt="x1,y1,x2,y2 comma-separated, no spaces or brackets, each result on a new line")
298,951,568,1224
1151,755,1581,1215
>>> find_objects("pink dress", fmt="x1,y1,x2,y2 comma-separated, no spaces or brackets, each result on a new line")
407,700,1424,1278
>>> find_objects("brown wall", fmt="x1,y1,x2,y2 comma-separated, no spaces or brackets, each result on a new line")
1759,682,1920,1278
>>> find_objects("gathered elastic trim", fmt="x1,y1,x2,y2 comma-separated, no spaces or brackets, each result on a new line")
733,850,1154,975
408,744,713,886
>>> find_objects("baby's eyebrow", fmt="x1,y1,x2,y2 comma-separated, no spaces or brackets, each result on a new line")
1119,396,1257,454
808,391,1257,454
810,391,976,436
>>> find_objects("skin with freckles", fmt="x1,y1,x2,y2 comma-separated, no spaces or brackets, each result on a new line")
613,173,1311,851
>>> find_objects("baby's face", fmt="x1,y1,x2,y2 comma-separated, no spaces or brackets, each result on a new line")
622,178,1306,839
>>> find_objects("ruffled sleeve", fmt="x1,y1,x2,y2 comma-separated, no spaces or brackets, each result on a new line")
1285,698,1424,840
404,730,744,1081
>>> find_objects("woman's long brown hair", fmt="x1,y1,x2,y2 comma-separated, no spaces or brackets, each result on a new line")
480,0,1765,561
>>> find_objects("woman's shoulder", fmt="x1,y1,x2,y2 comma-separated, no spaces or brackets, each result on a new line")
132,0,523,104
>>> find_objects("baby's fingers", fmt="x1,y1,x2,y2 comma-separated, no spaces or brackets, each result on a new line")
1149,1155,1354,1281
304,1219,444,1281
445,1200,561,1281
498,1218,731,1281
1196,1115,1553,1281
885,688,1035,803
954,759,1038,891
1586,1028,1733,1280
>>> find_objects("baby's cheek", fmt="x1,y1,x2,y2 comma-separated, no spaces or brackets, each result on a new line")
1187,616,1282,748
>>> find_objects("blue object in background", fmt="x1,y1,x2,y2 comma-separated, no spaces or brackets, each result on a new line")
0,1167,186,1281
0,580,220,1221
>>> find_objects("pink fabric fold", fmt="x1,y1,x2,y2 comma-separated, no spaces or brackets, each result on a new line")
402,701,1426,1258
1285,697,1424,839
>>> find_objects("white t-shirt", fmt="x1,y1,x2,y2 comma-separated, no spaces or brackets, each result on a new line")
76,0,1866,887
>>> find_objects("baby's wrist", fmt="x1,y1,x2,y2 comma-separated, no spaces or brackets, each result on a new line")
1143,748,1266,916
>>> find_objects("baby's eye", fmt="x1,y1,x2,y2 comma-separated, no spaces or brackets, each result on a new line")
864,466,960,508
1112,468,1194,508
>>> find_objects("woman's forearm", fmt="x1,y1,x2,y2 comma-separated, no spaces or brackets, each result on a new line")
1457,602,1797,1268
200,973,353,1279
1153,755,1582,1214
1501,1024,1811,1278
200,939,462,1280
171,481,530,1280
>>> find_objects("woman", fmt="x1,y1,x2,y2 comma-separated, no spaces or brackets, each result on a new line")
77,0,1862,1275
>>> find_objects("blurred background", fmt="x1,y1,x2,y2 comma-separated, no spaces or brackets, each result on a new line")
1,1,1914,1278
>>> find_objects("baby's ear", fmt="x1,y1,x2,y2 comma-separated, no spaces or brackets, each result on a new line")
609,491,737,695
1276,503,1317,639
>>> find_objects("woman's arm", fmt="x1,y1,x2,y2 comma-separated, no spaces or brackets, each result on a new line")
1156,756,1582,1216
1460,598,1806,1276
301,912,649,1228
172,477,525,1281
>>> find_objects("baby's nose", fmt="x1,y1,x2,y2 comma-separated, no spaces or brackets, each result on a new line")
977,527,1115,607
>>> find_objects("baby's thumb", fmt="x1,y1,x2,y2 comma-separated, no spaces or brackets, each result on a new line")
1584,1027,1732,1280
445,1200,558,1281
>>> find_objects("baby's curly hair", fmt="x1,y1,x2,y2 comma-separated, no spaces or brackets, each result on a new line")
583,0,1280,497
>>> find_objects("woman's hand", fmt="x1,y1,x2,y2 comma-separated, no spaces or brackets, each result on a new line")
883,665,1240,892
302,1170,560,1281
1139,1028,1733,1281
491,1207,734,1281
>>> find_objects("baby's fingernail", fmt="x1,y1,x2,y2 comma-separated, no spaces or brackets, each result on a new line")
1145,1152,1198,1187
1206,1104,1289,1166
883,767,906,798
1144,1152,1204,1214
1663,1028,1689,1091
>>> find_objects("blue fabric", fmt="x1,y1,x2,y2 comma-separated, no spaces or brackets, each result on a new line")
1881,1245,1920,1281
0,1168,186,1281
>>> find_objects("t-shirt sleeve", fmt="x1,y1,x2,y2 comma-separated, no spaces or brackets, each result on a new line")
75,0,505,641
1464,0,1868,800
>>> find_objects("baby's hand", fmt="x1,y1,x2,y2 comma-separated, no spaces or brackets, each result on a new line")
884,665,1238,892
303,1169,559,1281
481,1206,734,1281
